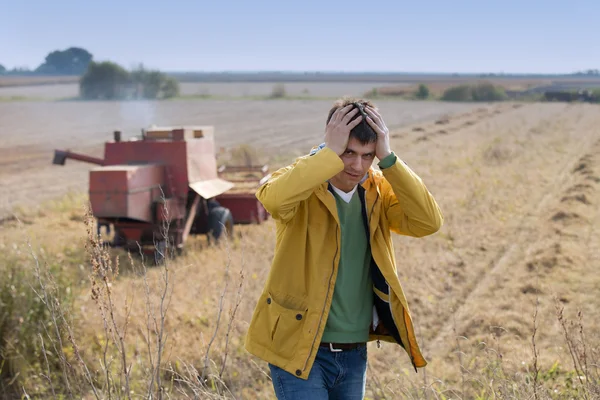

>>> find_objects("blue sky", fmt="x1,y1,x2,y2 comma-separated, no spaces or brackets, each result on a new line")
2,0,599,74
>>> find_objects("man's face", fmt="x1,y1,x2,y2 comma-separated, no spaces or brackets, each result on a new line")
329,137,376,192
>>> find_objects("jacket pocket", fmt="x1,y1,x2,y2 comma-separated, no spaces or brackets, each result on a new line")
255,292,307,360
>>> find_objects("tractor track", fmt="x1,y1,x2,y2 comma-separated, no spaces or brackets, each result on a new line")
424,106,600,357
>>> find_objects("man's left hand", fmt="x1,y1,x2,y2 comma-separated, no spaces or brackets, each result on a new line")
365,106,392,160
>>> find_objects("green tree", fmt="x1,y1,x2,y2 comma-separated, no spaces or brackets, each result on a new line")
79,61,180,100
161,77,180,99
79,61,130,100
415,84,430,99
471,82,507,101
36,47,93,75
441,82,507,102
441,85,472,101
130,65,180,99
0,64,6,74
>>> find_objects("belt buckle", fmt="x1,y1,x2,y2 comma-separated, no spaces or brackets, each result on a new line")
329,343,343,352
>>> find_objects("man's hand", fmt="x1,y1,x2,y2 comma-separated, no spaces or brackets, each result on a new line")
365,106,392,160
324,104,363,156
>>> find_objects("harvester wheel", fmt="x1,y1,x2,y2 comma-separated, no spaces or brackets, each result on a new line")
207,206,234,245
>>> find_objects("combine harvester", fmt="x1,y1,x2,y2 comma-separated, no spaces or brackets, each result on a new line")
52,125,270,262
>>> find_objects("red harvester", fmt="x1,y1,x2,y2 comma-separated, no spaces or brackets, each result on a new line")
52,125,270,260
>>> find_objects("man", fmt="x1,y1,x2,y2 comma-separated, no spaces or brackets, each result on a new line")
244,98,444,399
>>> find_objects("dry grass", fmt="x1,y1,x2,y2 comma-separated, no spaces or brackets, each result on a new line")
1,102,600,398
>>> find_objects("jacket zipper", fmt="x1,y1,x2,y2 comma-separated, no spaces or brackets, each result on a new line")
302,206,339,372
370,189,415,366
389,294,416,368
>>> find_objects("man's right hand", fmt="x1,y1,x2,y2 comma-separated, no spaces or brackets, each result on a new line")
324,104,363,156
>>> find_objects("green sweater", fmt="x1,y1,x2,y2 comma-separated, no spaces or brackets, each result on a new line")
322,153,397,343
321,188,373,343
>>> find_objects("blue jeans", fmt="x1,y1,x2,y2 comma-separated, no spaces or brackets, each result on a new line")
268,344,368,399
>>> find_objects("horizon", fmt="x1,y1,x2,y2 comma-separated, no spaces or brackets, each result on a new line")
4,66,600,78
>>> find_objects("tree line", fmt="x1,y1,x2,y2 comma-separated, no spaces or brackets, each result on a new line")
0,47,180,100
79,62,180,100
1,47,93,75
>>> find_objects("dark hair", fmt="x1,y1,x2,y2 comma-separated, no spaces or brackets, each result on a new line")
326,97,377,144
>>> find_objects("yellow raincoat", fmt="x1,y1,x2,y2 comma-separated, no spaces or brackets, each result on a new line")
244,145,443,379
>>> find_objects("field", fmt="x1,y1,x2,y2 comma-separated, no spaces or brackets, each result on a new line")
0,81,412,100
1,82,599,399
0,92,477,221
3,73,599,100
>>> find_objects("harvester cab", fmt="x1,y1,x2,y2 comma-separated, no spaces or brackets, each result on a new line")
52,125,270,262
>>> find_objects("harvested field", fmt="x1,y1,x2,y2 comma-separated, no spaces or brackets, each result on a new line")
0,81,406,100
177,81,409,98
0,83,79,99
383,102,600,380
2,99,600,398
0,98,480,219
0,75,79,87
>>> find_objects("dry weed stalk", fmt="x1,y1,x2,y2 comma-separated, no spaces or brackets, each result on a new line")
451,310,466,399
167,239,246,399
25,236,74,396
135,189,175,400
85,207,132,399
554,297,589,400
220,267,245,380
38,333,56,398
531,292,540,400
201,233,231,385
20,216,101,399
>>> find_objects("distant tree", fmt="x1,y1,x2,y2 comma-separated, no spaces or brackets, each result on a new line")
79,61,129,99
0,64,6,74
79,61,180,100
161,77,180,99
415,84,430,99
130,65,180,99
441,82,507,102
270,83,286,98
470,82,507,101
441,85,472,101
36,47,93,75
9,66,31,74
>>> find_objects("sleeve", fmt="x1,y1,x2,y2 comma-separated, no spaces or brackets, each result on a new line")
377,152,397,170
255,147,344,222
379,154,444,237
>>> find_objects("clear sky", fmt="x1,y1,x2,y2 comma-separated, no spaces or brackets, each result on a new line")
2,0,599,74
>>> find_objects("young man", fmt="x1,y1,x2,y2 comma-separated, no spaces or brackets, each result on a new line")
244,98,444,399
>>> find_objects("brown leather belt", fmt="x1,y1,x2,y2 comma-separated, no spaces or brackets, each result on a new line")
320,342,365,352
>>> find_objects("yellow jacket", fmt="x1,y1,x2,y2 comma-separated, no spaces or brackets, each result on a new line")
244,145,444,379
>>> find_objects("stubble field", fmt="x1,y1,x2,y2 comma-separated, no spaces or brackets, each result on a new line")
0,90,477,221
0,81,410,100
1,82,599,399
